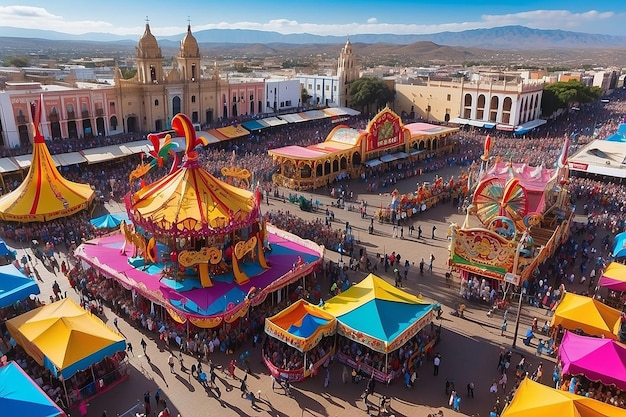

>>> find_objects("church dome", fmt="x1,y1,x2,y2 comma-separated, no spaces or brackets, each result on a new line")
180,24,200,58
137,23,162,59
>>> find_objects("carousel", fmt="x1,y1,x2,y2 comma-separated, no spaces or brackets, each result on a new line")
449,135,574,292
75,114,324,328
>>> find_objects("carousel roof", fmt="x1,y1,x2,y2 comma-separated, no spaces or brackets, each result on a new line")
0,98,94,222
127,113,259,237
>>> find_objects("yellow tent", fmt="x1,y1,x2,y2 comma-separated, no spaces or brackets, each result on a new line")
0,99,94,222
550,292,621,339
127,114,258,238
502,378,626,417
6,298,126,379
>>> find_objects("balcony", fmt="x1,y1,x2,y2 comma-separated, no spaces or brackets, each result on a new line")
81,111,90,119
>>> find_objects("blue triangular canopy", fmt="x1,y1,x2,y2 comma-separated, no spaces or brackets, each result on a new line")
0,264,40,308
287,314,331,338
613,231,626,258
0,362,65,417
0,238,16,257
90,213,128,229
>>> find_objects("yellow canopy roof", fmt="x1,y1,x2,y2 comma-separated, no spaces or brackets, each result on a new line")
6,298,125,379
322,273,424,317
0,142,94,222
502,378,626,417
550,292,621,339
128,159,258,237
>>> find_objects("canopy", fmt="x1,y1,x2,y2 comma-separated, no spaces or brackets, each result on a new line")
0,98,94,222
613,232,626,258
599,261,626,292
0,238,16,257
550,293,621,339
127,113,259,238
559,331,626,391
0,263,40,308
90,212,129,230
265,299,336,352
502,378,624,417
0,362,66,417
322,274,433,353
6,298,126,379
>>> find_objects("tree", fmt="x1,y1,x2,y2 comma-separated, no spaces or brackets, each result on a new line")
301,87,311,106
4,56,29,67
348,77,395,114
122,69,137,80
541,80,603,117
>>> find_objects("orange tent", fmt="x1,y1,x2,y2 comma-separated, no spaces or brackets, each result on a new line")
0,98,94,222
550,292,621,339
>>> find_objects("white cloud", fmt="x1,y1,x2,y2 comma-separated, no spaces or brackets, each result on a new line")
0,6,620,36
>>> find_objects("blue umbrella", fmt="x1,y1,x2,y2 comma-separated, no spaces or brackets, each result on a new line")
90,213,128,229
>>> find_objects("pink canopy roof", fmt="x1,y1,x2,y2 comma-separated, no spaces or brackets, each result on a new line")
559,331,626,391
268,145,328,159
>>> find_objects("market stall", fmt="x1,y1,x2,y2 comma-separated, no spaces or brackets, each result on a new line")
502,378,624,417
263,299,336,382
0,361,67,417
558,331,626,391
599,262,626,292
6,298,128,408
0,263,40,309
550,293,622,339
323,273,434,382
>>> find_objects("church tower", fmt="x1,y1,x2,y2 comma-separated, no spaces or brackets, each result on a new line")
177,23,201,82
135,19,163,84
337,39,359,107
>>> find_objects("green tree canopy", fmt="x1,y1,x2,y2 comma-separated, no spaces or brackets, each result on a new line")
4,56,29,67
348,77,395,114
541,80,603,117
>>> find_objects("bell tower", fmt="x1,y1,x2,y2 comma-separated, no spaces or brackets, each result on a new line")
337,39,359,107
177,21,201,82
135,17,164,84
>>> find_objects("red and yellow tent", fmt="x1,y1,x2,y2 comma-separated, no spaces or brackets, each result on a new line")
0,98,94,222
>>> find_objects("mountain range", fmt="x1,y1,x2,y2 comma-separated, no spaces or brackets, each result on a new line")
1,25,625,50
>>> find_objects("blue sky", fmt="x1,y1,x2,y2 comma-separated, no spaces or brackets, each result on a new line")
1,1,625,36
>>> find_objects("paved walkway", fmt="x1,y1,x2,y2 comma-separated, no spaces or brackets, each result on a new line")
13,164,580,417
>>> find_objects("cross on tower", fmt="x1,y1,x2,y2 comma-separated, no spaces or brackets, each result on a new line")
187,16,191,26
145,16,150,25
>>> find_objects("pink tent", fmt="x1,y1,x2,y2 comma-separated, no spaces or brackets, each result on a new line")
559,331,626,391
598,262,626,291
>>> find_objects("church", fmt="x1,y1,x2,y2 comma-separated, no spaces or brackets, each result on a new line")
0,22,359,149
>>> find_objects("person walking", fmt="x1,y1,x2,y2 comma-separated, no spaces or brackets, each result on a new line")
141,338,147,354
364,374,376,402
418,225,423,239
501,320,508,336
432,225,437,239
168,353,175,374
126,342,133,356
154,388,161,410
143,391,151,415
113,316,119,330
429,253,435,273
240,373,248,398
467,382,474,398
433,354,441,376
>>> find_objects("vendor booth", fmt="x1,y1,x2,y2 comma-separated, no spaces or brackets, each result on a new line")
0,263,40,309
263,299,336,382
502,378,625,417
558,331,626,391
323,274,434,382
550,293,621,339
0,361,67,417
599,262,626,292
6,298,128,409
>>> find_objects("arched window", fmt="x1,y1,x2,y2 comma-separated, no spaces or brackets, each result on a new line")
154,99,159,106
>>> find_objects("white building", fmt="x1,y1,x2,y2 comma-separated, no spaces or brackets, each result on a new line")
263,78,301,114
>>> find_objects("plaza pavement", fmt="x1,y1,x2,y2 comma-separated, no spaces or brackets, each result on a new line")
17,164,590,417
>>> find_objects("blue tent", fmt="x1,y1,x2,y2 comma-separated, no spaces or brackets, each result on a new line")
613,232,626,258
0,238,16,258
90,212,129,229
0,362,66,417
0,263,40,308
